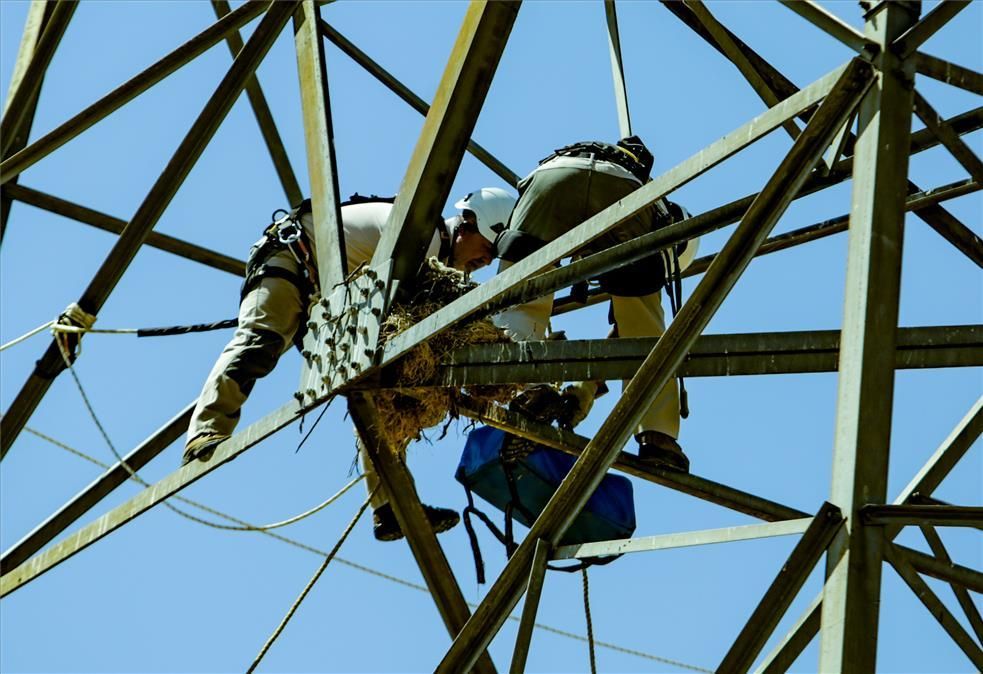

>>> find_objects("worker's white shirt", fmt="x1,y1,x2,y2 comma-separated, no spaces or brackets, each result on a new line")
299,201,442,274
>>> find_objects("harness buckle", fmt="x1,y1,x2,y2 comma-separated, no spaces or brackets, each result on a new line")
275,215,303,245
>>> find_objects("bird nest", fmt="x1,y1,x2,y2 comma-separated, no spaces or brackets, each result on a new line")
372,258,517,452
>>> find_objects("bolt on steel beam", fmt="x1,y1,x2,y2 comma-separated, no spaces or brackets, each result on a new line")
0,1,299,460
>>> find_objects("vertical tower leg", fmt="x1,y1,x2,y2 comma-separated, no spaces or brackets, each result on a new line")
818,2,920,672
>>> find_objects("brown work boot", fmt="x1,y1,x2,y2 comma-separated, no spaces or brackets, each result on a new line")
636,431,689,472
182,432,229,466
372,503,460,542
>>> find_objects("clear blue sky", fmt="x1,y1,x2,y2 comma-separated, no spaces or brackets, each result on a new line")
1,1,980,672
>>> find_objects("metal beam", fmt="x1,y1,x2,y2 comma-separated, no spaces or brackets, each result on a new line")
0,1,298,459
212,0,302,205
778,0,872,53
3,183,246,276
552,518,814,561
318,19,520,188
603,0,632,138
885,545,983,669
754,596,822,674
894,397,982,506
553,170,980,317
1,1,56,242
819,6,919,669
914,51,983,96
0,0,76,158
369,1,519,286
894,1,972,58
436,60,872,673
685,0,802,141
0,1,270,185
0,402,195,574
450,396,810,523
424,325,982,385
509,539,551,674
0,398,305,597
913,90,983,185
902,544,983,593
294,0,346,287
382,61,852,369
717,503,844,674
664,0,982,274
919,525,983,644
756,396,983,669
861,504,983,528
347,393,497,674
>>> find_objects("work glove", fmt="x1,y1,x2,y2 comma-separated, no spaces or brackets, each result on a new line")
555,381,602,430
509,384,564,422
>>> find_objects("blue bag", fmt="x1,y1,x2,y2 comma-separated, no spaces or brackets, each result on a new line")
455,426,635,582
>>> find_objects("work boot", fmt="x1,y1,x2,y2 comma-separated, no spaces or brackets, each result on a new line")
372,503,460,542
182,432,229,466
636,431,689,472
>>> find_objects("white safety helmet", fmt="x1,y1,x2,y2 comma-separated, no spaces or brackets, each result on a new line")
454,187,516,244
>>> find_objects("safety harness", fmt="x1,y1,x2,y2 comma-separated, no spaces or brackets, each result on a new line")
539,137,654,184
240,199,319,304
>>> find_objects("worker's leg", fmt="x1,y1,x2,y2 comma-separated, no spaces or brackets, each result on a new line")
611,293,680,439
357,435,397,510
187,275,303,444
356,434,459,541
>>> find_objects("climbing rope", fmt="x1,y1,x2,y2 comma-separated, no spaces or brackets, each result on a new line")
27,428,713,673
582,568,597,674
247,488,376,674
49,334,360,533
0,302,235,353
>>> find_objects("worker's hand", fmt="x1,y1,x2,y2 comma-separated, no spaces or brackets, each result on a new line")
555,381,599,429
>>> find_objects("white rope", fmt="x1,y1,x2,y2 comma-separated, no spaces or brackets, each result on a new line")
49,333,361,533
247,488,376,674
0,320,55,352
0,304,139,354
29,427,714,673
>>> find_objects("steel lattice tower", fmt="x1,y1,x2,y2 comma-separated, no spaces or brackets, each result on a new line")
1,1,980,671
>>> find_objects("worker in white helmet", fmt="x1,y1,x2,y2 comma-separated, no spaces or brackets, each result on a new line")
184,188,516,541
493,136,698,472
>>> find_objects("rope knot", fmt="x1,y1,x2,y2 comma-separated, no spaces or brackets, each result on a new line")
52,302,97,365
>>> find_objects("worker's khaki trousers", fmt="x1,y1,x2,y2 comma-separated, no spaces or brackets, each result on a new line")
498,161,681,439
187,249,396,507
